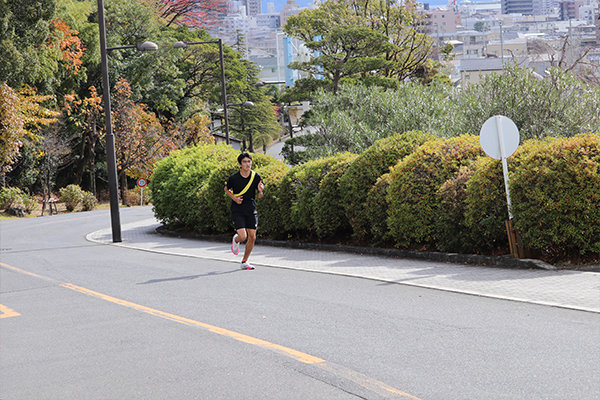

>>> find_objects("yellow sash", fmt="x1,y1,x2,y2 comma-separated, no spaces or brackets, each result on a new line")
234,171,256,197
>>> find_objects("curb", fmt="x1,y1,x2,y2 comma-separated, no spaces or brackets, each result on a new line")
155,226,557,271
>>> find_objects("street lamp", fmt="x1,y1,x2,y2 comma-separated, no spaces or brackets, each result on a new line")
173,40,230,145
228,101,255,151
97,0,157,243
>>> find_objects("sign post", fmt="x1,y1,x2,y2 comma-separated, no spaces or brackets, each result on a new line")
136,178,147,206
480,115,520,256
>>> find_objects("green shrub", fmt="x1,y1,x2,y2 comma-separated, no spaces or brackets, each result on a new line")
259,162,293,239
21,192,37,213
255,160,290,237
313,153,358,239
463,139,549,254
434,166,477,253
81,191,98,211
126,186,152,207
204,160,240,233
149,144,238,228
510,133,600,258
201,153,287,234
278,154,354,237
0,187,24,210
59,184,85,212
339,130,434,240
365,173,392,244
387,135,484,249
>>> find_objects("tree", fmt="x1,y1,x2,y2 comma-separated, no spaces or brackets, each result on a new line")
352,0,435,82
474,21,489,32
0,0,65,94
457,65,600,140
224,60,282,152
111,78,177,204
180,112,214,146
0,84,27,186
284,0,393,94
283,0,434,95
150,0,228,28
63,86,104,194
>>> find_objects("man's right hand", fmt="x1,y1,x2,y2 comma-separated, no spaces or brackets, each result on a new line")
234,196,243,204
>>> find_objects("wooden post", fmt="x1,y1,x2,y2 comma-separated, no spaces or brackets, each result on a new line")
505,219,519,258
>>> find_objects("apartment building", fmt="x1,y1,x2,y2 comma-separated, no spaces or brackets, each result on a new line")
560,0,585,20
501,0,549,15
424,9,462,34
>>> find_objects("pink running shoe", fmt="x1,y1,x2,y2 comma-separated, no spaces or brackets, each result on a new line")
231,233,240,255
240,262,255,270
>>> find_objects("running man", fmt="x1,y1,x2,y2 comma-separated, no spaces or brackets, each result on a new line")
225,152,264,270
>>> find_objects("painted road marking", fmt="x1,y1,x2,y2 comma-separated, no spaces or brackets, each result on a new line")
0,304,20,318
0,261,422,399
61,282,323,364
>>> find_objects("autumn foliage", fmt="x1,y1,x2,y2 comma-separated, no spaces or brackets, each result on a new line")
150,0,228,28
112,78,178,181
48,19,85,74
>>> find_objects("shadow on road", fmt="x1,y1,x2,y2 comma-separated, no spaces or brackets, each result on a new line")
137,269,241,285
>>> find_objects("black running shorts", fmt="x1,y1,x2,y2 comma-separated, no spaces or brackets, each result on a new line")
232,209,258,230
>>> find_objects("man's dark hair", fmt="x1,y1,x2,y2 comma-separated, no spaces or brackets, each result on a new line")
238,152,252,164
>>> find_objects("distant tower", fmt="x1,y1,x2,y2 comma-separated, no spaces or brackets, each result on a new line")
281,0,302,27
501,0,547,15
246,0,261,16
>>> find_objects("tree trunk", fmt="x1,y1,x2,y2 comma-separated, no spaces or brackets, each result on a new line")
120,172,128,206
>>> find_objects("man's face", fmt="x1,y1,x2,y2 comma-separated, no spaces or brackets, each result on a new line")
240,157,252,172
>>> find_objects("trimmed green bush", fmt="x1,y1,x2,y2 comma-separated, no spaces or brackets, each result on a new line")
278,153,355,237
463,139,549,254
255,160,290,238
59,184,85,211
127,186,152,207
260,163,295,239
313,153,358,239
339,131,434,240
149,144,238,228
203,153,287,234
387,135,484,249
204,160,241,233
0,187,25,210
434,166,477,253
81,192,98,211
510,133,600,258
365,173,392,244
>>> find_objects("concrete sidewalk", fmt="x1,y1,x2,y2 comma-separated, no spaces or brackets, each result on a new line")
87,218,600,314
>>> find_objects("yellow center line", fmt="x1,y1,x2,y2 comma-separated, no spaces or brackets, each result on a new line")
0,304,20,318
61,282,324,364
0,261,60,283
1,261,423,399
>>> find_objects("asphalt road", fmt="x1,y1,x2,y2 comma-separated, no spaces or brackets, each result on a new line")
1,208,599,399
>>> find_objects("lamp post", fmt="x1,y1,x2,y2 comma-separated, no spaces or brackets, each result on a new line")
97,0,157,242
174,40,230,145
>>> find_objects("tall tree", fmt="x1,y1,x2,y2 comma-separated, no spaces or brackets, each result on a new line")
111,78,177,204
283,0,435,95
63,86,103,193
0,84,27,186
0,0,61,93
284,0,392,94
353,0,435,81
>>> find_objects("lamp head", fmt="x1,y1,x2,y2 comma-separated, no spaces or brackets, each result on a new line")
136,41,158,51
173,41,189,49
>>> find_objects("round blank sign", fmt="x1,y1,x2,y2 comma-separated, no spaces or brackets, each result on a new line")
479,115,520,160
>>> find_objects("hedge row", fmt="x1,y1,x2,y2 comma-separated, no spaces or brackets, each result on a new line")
150,133,600,262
